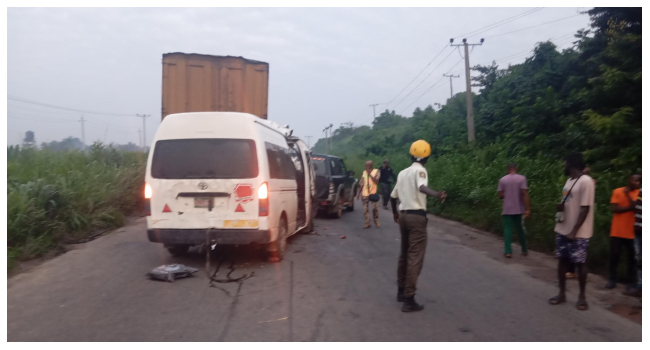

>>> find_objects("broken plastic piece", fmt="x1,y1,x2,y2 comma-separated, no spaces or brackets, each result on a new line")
149,264,199,282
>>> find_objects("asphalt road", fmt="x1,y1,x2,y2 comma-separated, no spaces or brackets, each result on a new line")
7,201,642,341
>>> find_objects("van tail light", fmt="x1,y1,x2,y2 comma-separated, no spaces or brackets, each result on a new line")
258,182,269,217
144,183,152,216
144,183,152,199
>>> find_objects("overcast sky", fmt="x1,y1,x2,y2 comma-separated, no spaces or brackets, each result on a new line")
7,7,592,147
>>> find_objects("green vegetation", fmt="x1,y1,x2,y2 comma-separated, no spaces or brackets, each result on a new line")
312,8,641,271
7,143,146,270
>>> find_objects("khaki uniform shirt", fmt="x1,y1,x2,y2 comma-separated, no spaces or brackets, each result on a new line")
391,162,428,211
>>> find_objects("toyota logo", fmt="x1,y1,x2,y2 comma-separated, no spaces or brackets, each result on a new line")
198,182,208,190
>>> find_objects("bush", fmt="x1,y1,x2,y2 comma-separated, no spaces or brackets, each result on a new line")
7,143,146,269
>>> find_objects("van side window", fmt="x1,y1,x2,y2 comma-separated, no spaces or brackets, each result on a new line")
266,142,296,180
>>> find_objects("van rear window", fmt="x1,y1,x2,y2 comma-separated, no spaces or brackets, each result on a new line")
151,139,258,179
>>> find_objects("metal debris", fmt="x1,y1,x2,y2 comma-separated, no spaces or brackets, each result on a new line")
149,264,199,282
258,317,289,324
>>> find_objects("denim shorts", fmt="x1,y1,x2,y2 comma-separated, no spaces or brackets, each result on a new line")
555,233,590,264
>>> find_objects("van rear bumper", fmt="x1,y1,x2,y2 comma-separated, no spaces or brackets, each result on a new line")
147,228,270,245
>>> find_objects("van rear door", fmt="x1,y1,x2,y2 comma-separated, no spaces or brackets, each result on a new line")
148,138,261,229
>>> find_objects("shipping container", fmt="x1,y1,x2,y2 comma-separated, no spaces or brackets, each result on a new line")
161,53,269,120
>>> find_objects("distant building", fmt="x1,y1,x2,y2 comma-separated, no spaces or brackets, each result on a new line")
22,131,36,148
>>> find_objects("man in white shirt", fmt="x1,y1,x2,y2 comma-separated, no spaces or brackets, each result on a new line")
548,152,595,311
390,140,446,312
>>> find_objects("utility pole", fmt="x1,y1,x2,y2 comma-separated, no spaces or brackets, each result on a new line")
136,114,150,151
79,115,86,146
137,129,143,150
323,126,330,151
442,73,460,99
305,136,313,149
369,104,379,120
450,37,484,143
328,124,333,151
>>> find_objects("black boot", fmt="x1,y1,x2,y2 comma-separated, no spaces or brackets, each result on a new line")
397,287,405,302
402,296,424,312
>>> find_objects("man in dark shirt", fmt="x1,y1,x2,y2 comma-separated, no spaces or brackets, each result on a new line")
379,159,397,209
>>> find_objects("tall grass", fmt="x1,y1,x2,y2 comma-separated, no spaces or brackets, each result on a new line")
344,146,629,272
7,143,146,270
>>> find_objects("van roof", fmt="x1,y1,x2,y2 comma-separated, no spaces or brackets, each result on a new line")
156,112,283,141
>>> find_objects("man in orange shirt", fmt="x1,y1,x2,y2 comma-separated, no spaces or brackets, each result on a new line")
606,174,641,291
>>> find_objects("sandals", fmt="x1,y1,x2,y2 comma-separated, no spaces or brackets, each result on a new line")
548,296,566,305
576,299,589,311
504,254,512,258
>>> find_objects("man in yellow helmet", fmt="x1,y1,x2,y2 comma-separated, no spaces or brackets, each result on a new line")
390,140,447,312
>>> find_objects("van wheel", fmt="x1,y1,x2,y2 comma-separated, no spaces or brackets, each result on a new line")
267,216,288,263
166,245,190,256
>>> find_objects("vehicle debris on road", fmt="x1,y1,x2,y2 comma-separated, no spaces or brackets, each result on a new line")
148,264,199,282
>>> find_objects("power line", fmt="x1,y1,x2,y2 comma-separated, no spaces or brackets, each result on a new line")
7,95,137,116
382,44,450,108
493,31,583,63
399,58,464,115
7,112,78,123
483,14,584,39
7,115,77,123
453,7,544,39
8,103,89,116
389,48,456,111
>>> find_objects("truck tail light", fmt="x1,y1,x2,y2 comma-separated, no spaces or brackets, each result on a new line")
259,182,269,217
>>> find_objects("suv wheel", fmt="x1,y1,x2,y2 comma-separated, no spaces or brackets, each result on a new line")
346,192,355,212
332,193,344,219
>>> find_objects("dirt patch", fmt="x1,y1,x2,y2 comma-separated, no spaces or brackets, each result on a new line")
7,216,141,279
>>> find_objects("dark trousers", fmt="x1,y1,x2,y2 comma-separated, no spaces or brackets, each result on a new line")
397,213,428,298
502,214,527,255
380,182,391,207
609,236,637,286
634,229,642,289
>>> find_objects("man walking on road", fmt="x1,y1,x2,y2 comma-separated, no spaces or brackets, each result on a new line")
357,160,380,229
379,159,396,210
549,152,595,311
390,140,446,312
605,174,640,292
497,163,531,258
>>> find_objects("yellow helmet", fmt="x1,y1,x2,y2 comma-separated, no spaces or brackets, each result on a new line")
410,140,431,159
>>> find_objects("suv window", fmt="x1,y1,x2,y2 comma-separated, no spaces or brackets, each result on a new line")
338,159,347,175
311,156,328,176
330,158,343,175
266,142,296,180
151,139,258,179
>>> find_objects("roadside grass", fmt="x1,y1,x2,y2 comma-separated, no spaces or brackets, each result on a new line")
7,143,146,270
344,147,628,273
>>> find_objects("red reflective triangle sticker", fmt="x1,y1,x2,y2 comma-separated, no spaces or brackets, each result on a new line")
235,203,245,212
163,204,172,213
